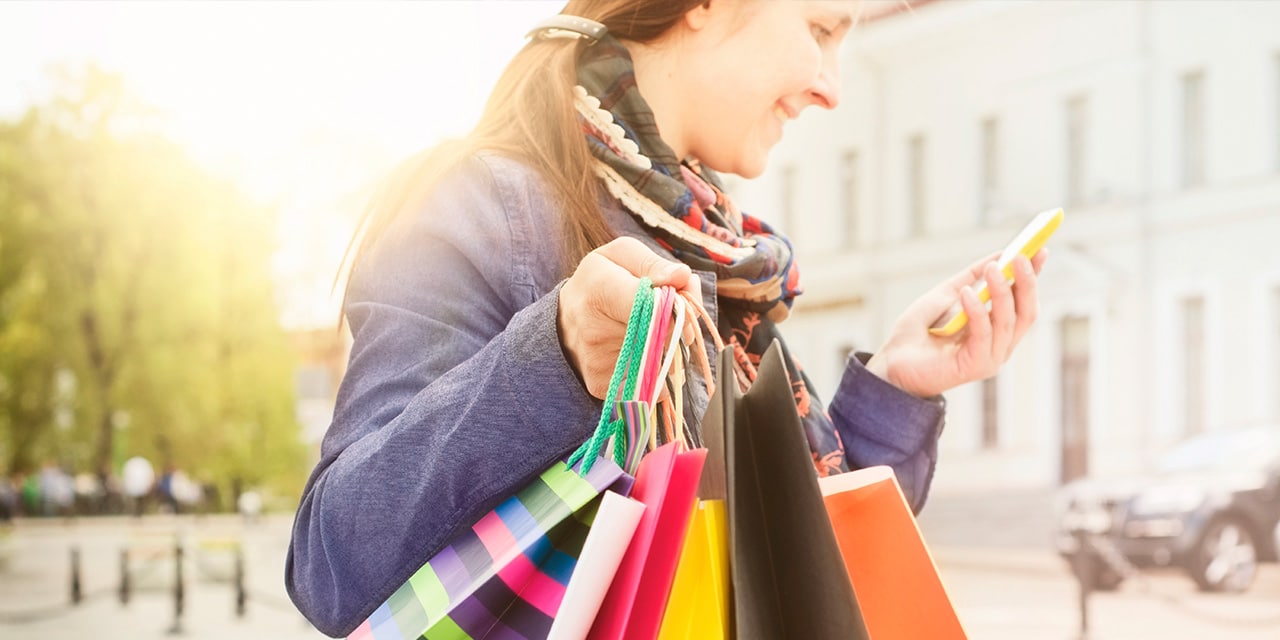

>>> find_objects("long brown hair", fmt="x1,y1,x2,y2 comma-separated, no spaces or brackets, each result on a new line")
338,0,705,316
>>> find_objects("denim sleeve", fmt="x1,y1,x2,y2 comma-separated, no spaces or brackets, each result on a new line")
829,353,946,515
285,156,600,637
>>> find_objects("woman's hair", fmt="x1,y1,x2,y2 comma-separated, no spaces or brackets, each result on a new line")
339,0,705,314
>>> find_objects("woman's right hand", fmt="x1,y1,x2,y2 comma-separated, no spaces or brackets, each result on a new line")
558,237,702,399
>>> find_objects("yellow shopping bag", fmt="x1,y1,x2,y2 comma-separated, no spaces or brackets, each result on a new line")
657,499,730,640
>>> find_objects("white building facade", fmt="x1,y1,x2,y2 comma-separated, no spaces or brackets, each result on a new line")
732,0,1280,494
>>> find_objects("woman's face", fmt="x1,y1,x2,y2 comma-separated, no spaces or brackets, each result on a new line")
672,0,858,178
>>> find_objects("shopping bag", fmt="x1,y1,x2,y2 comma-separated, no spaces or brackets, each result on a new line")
547,491,645,640
821,466,967,640
656,338,730,640
346,458,633,640
587,441,706,640
723,340,871,640
655,499,729,640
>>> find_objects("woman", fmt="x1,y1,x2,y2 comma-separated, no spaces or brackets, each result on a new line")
287,1,1046,636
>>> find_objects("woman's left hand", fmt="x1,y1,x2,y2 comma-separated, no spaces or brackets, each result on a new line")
865,249,1048,398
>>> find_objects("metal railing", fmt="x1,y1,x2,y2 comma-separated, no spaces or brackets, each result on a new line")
0,535,293,632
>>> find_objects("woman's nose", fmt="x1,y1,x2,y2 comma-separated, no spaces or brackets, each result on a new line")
808,59,841,110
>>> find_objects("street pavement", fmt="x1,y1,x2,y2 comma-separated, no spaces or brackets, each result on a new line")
937,546,1280,640
922,488,1280,639
0,514,325,640
1,504,1277,640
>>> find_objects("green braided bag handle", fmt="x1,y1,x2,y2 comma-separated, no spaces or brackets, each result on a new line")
567,277,655,474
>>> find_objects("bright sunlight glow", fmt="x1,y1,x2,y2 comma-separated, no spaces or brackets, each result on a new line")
0,0,564,329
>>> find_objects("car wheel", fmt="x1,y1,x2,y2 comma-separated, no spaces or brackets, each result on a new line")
1188,516,1257,593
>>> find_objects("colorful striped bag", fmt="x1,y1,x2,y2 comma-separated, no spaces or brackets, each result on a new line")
348,458,634,640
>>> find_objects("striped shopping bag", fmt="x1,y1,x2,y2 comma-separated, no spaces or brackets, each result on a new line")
348,458,633,640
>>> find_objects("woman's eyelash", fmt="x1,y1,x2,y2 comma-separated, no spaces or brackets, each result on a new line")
812,24,835,40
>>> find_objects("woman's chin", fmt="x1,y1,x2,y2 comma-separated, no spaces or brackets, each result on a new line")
697,144,770,179
735,154,769,180
719,153,769,179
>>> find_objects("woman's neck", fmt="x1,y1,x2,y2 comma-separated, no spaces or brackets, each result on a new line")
619,38,688,161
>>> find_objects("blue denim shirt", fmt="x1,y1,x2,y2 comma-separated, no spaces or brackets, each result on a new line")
285,153,946,637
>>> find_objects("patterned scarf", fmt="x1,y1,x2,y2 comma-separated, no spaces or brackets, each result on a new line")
575,36,848,477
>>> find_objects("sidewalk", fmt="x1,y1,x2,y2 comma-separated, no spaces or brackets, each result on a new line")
917,486,1060,550
0,514,325,639
6,513,1276,640
934,544,1067,577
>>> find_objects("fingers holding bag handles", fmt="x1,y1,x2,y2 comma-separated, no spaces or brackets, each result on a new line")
558,237,704,400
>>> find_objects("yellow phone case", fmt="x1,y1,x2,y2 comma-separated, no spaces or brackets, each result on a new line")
928,208,1064,337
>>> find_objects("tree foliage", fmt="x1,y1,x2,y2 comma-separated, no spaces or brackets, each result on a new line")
0,65,307,500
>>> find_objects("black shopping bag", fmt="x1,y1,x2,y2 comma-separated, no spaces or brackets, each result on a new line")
713,339,871,640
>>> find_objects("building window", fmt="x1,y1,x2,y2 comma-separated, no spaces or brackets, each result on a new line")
840,149,859,248
1273,286,1280,418
981,376,999,450
779,164,797,233
907,134,926,237
979,116,999,225
1060,315,1091,483
1180,295,1207,436
1181,70,1206,188
1065,95,1088,207
1274,53,1280,171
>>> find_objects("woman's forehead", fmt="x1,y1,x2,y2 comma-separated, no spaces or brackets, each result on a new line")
757,0,861,25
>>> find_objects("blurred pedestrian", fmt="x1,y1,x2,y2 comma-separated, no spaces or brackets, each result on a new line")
238,489,262,526
19,473,39,517
38,461,73,518
0,476,15,524
121,456,155,518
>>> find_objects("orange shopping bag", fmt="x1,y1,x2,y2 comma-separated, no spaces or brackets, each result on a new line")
820,465,967,640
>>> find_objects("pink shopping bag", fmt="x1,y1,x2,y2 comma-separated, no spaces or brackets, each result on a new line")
587,441,706,640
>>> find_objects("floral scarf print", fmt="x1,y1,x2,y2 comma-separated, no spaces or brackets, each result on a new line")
574,36,848,477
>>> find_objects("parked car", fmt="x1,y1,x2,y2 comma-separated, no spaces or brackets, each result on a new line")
1054,424,1280,593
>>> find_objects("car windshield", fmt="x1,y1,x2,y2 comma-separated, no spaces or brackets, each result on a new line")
1158,427,1280,473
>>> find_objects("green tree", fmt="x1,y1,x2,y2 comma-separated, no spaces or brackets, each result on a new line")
0,65,307,500
0,137,60,473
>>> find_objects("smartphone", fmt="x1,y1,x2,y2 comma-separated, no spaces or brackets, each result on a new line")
928,207,1064,337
